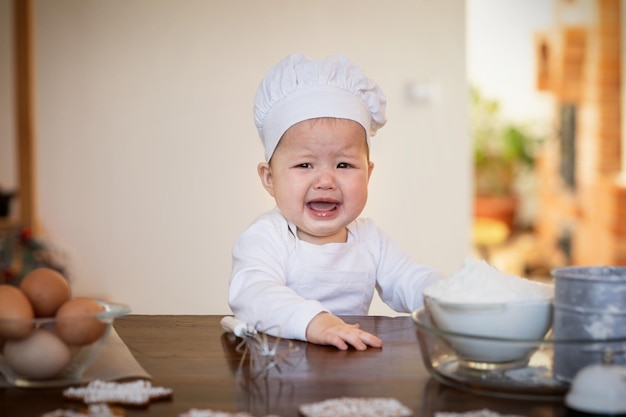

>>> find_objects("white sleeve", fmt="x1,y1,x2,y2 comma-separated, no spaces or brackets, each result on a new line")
228,218,329,341
370,224,443,312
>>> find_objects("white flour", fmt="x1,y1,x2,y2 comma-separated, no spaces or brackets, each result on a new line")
424,258,553,303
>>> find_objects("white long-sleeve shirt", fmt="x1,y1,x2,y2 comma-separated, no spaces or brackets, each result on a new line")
228,208,442,341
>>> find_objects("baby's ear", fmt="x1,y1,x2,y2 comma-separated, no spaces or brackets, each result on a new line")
257,162,275,197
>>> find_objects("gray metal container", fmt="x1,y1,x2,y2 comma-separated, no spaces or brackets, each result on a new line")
552,266,626,382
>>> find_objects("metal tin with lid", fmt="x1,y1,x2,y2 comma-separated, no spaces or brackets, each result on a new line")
552,266,626,382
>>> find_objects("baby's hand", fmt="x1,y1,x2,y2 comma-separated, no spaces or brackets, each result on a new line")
305,312,383,351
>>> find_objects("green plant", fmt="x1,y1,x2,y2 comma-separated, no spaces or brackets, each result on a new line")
471,86,542,197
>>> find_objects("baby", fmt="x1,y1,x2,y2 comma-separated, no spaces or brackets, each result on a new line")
229,54,442,350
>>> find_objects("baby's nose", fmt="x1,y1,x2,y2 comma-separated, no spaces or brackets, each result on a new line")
314,171,336,189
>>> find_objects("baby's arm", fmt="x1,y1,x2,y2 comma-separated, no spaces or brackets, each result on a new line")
305,312,382,351
230,216,333,342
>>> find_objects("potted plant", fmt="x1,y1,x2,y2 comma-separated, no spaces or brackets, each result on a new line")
471,86,542,230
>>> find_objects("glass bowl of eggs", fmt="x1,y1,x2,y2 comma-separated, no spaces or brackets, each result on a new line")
0,268,130,388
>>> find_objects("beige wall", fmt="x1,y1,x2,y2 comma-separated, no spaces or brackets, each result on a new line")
1,0,470,315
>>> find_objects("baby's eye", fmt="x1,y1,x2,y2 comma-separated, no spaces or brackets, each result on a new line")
296,163,312,168
337,162,352,169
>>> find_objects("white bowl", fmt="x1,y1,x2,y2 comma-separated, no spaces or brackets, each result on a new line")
423,295,553,366
412,307,571,400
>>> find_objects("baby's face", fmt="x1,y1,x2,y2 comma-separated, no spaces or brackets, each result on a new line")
258,118,373,244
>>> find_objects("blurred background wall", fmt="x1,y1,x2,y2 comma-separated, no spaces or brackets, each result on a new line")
0,0,470,314
0,0,596,314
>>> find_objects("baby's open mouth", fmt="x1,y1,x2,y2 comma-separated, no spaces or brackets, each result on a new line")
307,201,339,212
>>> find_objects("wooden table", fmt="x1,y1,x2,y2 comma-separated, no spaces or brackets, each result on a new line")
0,315,566,416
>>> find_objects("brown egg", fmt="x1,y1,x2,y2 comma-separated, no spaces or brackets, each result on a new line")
20,268,72,317
55,297,107,346
0,285,34,339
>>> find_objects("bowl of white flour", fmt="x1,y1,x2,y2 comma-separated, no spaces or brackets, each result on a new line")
421,258,554,366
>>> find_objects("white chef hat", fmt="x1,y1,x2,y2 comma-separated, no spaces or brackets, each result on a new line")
254,54,387,161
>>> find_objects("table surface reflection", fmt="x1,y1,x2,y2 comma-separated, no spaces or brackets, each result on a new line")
0,315,567,416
